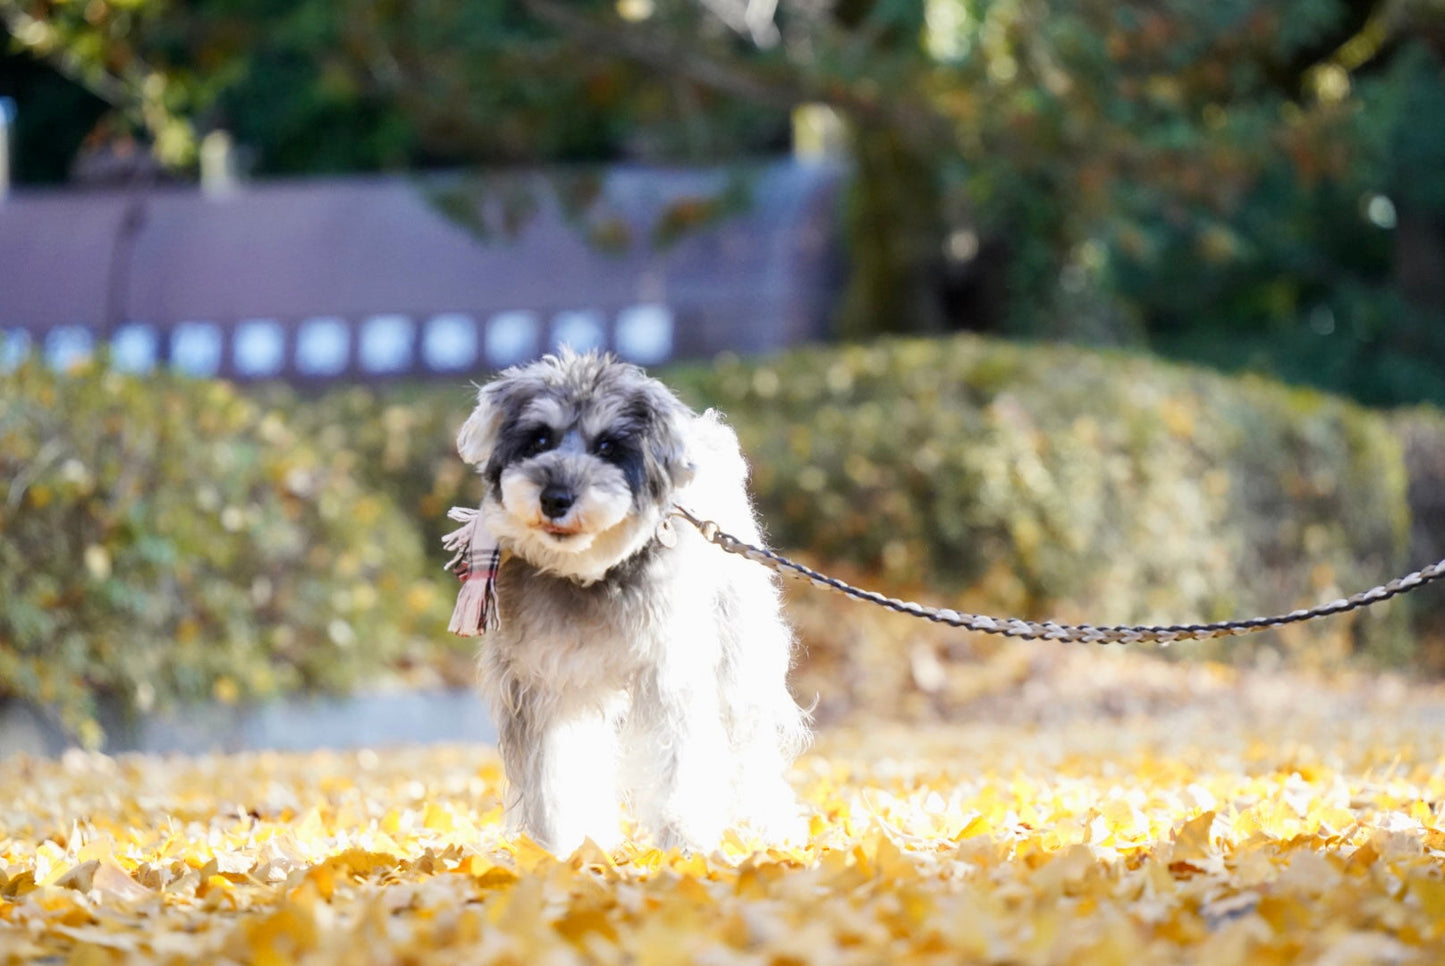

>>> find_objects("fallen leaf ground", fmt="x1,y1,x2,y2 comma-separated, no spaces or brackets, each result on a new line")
4,648,1445,965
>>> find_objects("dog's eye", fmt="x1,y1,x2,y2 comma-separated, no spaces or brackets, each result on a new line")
523,429,553,456
594,436,624,459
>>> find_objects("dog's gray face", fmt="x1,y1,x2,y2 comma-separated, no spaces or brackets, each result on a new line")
457,351,694,582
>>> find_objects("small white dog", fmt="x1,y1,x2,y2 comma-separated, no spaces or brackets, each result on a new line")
450,350,809,854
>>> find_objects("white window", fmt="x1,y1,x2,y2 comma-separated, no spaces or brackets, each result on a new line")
1,329,32,372
551,309,606,355
295,316,350,376
485,311,540,368
421,313,478,372
44,326,94,371
233,319,286,378
171,322,223,377
615,304,674,365
111,324,159,374
359,314,415,374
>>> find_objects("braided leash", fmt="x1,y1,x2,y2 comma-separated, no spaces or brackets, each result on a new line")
670,506,1445,645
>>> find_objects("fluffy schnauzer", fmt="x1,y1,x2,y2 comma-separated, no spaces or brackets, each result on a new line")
451,350,809,854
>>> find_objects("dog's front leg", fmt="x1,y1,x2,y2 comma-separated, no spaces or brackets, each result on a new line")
498,690,625,856
627,656,731,852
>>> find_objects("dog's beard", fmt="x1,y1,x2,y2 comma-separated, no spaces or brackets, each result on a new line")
486,462,663,584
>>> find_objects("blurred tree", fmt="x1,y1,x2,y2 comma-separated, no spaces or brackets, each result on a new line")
3,0,1444,402
0,27,106,184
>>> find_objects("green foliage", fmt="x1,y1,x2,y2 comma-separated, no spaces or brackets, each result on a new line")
255,382,480,552
1115,43,1445,409
0,0,794,175
1389,404,1445,672
1,336,1429,742
0,31,108,184
0,358,453,745
0,340,1426,742
10,0,1444,412
666,335,1421,670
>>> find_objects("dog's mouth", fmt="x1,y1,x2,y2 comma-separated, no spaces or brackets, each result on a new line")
540,522,583,539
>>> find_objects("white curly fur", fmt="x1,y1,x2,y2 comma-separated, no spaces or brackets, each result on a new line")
456,351,809,854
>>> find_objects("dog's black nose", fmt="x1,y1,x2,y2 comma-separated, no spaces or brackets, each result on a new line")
539,485,575,520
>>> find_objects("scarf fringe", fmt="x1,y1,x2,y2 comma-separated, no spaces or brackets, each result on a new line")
442,506,501,637
448,571,497,637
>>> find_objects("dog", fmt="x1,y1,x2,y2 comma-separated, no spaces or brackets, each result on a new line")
453,350,809,854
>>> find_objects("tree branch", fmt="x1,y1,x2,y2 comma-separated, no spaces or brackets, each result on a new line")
0,5,133,108
521,0,952,150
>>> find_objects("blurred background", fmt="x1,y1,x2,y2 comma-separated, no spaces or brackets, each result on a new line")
1,0,1443,750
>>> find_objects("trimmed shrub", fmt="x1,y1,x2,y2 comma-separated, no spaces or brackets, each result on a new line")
1390,406,1445,675
30,334,1416,738
261,382,480,551
666,336,1418,671
0,359,453,745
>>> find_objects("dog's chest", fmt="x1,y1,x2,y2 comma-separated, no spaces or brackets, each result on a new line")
492,551,684,683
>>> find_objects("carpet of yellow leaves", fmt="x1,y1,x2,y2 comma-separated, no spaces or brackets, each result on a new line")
3,651,1445,965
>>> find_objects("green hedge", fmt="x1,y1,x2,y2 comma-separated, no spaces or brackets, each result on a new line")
0,359,454,745
1390,406,1445,674
261,382,478,551
668,338,1418,670
7,335,1431,746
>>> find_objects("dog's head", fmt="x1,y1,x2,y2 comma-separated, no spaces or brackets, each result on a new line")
457,350,695,582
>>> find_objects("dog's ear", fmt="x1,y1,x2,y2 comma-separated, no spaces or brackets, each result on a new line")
642,383,697,494
658,407,696,491
456,385,502,467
